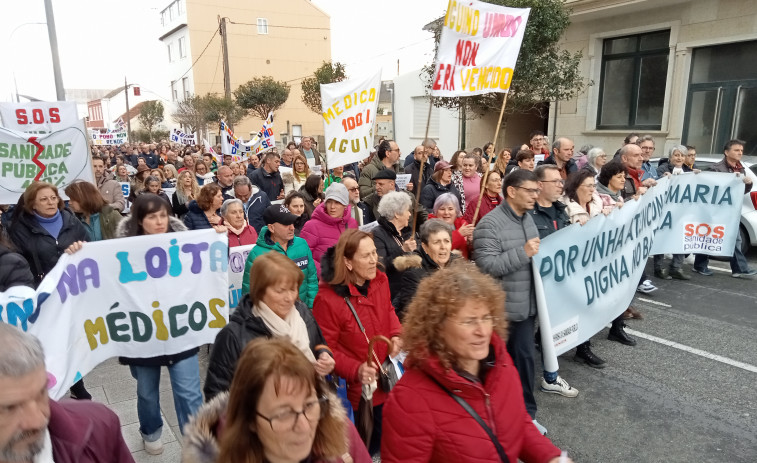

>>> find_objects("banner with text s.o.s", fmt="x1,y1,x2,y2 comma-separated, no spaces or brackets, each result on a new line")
0,101,79,133
534,173,743,372
18,229,230,399
321,69,381,168
0,120,94,204
431,1,530,97
228,244,255,309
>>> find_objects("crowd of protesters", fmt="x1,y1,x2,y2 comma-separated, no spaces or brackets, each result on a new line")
0,130,753,463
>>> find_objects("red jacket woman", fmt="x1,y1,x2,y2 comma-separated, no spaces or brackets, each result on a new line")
382,333,560,463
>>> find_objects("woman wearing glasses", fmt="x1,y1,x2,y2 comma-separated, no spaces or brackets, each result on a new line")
381,262,569,463
184,338,370,463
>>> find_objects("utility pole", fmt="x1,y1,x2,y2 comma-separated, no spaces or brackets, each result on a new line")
43,0,65,101
219,16,231,100
124,77,132,143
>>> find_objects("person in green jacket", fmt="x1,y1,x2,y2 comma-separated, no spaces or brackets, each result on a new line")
241,204,319,307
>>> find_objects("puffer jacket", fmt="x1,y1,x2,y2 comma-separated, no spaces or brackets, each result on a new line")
312,248,402,410
419,178,463,211
9,208,89,286
300,202,358,276
392,249,459,321
560,193,603,225
473,202,539,322
372,217,414,302
183,200,217,230
381,334,561,463
182,391,371,463
0,243,35,291
116,217,199,367
240,226,318,307
203,294,331,401
427,214,470,258
358,155,403,199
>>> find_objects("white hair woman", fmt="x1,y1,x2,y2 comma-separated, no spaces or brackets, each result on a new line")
373,191,417,301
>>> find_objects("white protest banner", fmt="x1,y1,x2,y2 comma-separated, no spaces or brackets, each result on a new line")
220,114,275,158
431,1,530,97
0,101,79,133
0,120,94,204
12,229,230,399
170,128,197,145
534,173,743,372
91,130,128,145
220,121,252,157
246,111,276,155
395,174,412,190
321,69,381,168
228,244,255,309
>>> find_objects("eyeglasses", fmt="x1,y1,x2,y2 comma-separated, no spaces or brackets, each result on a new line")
256,396,328,432
38,195,59,203
454,314,498,329
581,183,597,189
541,179,565,185
515,186,541,196
640,146,655,151
347,187,359,192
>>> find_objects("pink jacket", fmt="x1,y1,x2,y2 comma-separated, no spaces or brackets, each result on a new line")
300,203,358,276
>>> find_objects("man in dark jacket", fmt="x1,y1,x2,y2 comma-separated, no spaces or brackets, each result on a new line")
693,139,756,278
343,176,373,225
240,181,271,234
248,152,284,200
404,145,433,193
0,324,134,463
538,137,578,179
139,145,160,169
532,166,605,376
473,169,546,433
362,169,427,232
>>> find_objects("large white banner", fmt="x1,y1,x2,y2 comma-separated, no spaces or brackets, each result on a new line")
0,101,79,133
91,130,128,145
535,173,743,371
0,120,94,204
0,230,230,399
431,1,530,97
321,69,381,168
228,244,255,309
220,113,274,157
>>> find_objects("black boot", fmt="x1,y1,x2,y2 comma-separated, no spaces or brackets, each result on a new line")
574,342,607,368
69,379,92,400
608,318,637,346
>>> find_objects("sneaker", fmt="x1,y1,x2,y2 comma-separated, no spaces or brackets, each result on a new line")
693,268,713,276
540,375,579,398
532,419,548,435
732,269,757,279
144,438,164,455
636,280,657,294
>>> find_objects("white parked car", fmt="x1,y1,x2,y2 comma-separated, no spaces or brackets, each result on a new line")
651,156,757,253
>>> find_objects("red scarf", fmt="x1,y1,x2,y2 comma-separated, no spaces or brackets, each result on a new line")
627,168,644,189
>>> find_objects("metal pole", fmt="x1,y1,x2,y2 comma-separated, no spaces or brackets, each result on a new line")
43,0,65,100
124,77,132,143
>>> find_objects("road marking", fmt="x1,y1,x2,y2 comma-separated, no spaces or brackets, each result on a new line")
625,328,757,374
636,297,671,307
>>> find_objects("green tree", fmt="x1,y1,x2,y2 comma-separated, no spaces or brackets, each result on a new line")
202,94,247,128
234,76,290,120
137,100,164,141
425,0,588,117
172,95,207,141
301,61,347,113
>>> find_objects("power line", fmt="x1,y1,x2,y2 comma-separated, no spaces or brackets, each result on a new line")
176,27,220,82
210,40,223,93
226,19,329,31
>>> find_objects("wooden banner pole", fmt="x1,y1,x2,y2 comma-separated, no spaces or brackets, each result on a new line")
410,96,434,237
471,94,508,225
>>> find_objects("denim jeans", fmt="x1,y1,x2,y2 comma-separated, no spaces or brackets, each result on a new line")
129,355,203,442
694,231,750,274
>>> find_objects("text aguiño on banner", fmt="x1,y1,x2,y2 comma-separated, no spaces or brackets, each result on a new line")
534,172,743,372
431,1,530,97
0,229,230,399
321,70,381,168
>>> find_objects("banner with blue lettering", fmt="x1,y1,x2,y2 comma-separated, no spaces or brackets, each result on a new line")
535,172,743,371
0,229,229,399
228,244,254,309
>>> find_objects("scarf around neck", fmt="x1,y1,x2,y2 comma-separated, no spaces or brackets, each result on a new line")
252,301,315,362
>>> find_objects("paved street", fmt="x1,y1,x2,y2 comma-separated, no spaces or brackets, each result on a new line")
84,251,757,462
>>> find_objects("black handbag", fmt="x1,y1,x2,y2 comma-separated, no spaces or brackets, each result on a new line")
426,373,510,463
344,297,398,393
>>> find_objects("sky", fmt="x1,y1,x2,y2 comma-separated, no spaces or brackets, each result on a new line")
0,0,448,104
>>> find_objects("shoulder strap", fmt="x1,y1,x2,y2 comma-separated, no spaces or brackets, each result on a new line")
344,296,365,333
425,373,510,463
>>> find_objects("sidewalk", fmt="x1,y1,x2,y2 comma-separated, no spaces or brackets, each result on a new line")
83,347,211,462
